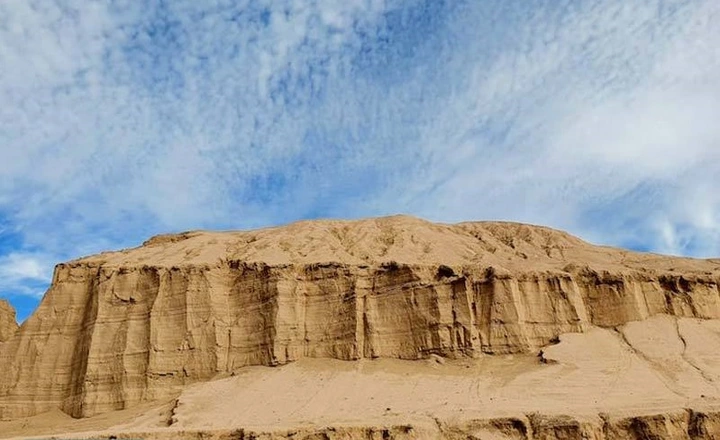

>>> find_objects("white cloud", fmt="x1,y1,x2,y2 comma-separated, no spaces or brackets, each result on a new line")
0,254,47,280
0,253,54,299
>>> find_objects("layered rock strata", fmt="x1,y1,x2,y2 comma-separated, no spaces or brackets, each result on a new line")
0,216,719,420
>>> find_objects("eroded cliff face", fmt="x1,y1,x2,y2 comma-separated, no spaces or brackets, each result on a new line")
0,300,17,344
0,216,719,420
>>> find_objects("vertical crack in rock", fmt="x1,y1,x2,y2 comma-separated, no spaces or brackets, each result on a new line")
611,326,688,400
675,319,716,386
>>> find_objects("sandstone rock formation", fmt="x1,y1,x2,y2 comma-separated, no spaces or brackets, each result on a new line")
0,300,17,344
0,215,719,430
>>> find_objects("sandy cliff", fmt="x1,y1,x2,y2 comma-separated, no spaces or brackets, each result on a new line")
0,300,17,344
0,216,719,428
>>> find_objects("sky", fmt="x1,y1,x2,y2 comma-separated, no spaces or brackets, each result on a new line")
0,0,718,322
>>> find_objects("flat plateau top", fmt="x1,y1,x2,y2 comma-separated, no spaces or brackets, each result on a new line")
72,215,719,275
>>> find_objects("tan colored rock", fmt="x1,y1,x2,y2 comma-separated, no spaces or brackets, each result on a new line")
0,215,719,423
0,300,17,343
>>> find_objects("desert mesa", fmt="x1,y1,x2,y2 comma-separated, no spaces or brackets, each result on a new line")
1,215,720,439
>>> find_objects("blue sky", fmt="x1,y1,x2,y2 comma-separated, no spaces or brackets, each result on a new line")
1,0,719,322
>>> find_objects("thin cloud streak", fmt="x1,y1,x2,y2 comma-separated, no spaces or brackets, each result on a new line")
0,253,54,299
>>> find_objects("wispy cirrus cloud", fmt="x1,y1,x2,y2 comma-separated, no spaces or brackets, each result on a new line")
0,252,53,298
0,0,718,320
